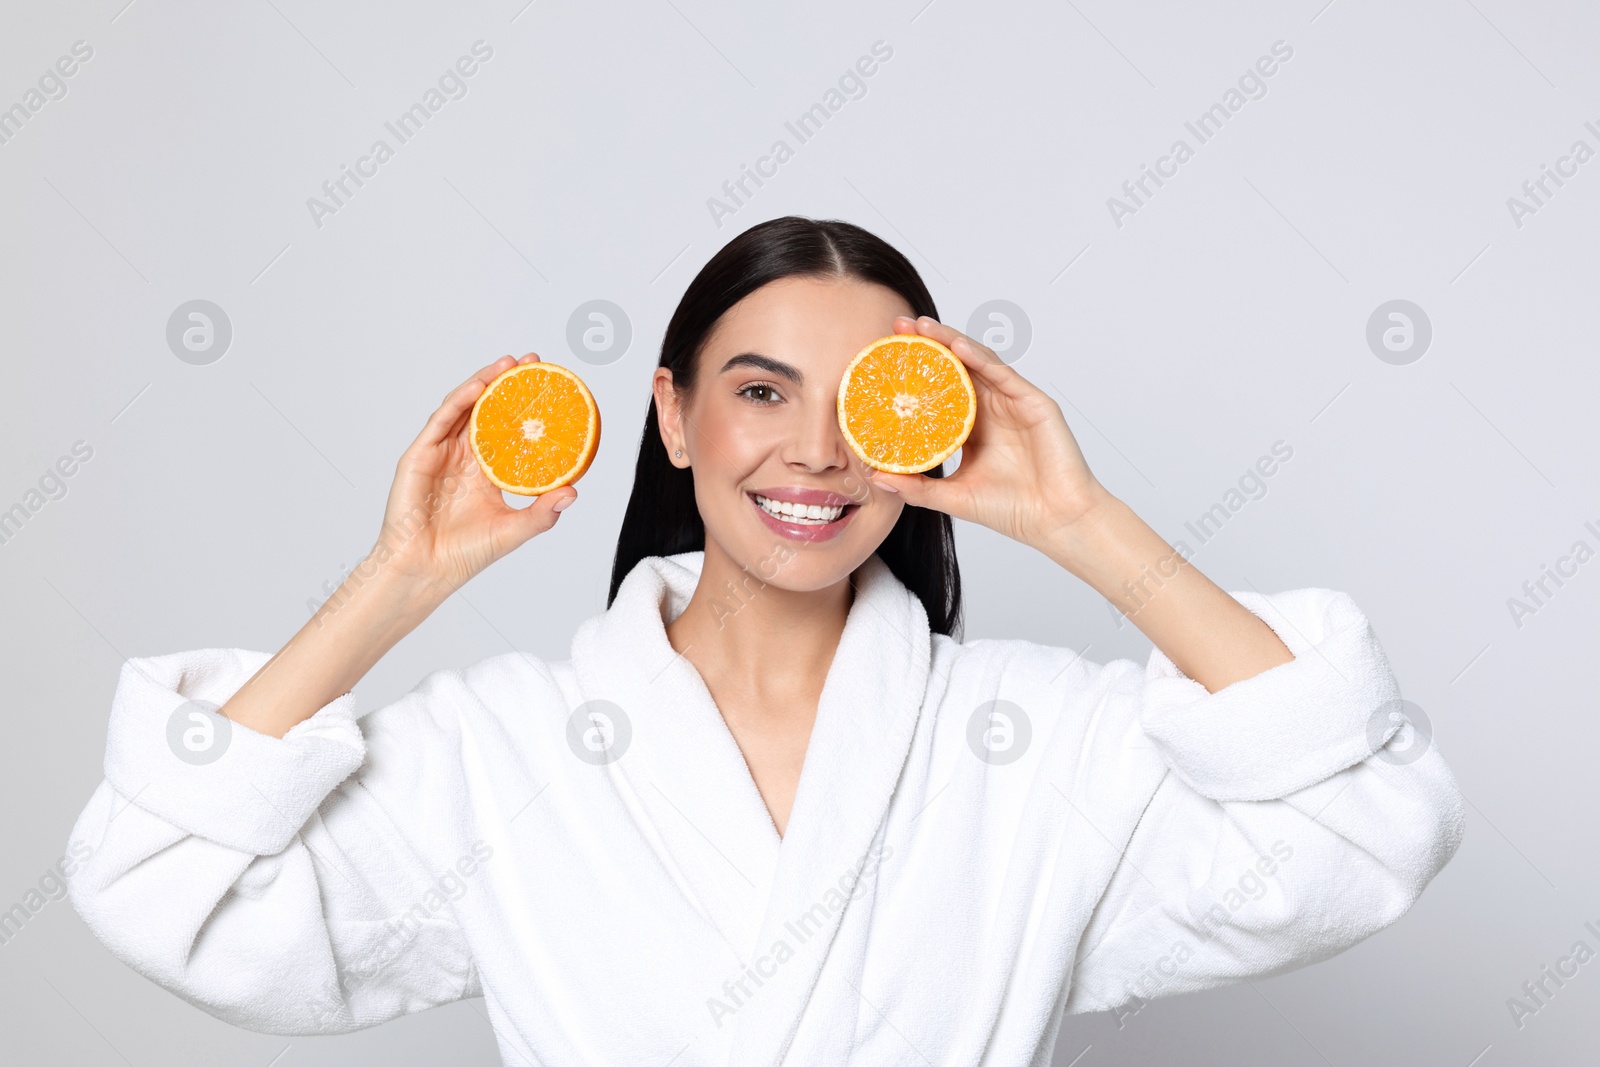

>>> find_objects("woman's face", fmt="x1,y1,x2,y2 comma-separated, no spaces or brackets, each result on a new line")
654,274,911,592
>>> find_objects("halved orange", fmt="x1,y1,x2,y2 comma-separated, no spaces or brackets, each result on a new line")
469,361,600,495
837,334,976,474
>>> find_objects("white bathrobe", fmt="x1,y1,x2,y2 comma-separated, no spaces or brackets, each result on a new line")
68,550,1465,1066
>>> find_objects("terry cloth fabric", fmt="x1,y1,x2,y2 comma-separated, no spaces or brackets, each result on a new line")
68,550,1465,1066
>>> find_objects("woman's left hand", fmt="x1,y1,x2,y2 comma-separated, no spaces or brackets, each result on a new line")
865,315,1110,551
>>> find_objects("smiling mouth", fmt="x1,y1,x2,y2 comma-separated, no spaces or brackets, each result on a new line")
748,492,860,525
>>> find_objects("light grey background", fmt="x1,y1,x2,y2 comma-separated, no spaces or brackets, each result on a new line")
2,0,1595,1063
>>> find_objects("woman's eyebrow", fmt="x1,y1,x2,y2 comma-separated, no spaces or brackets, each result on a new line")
719,352,804,386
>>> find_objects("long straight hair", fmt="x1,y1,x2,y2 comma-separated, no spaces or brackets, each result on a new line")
607,215,963,639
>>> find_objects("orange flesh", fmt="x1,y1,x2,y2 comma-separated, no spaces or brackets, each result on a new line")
470,363,599,495
838,335,975,474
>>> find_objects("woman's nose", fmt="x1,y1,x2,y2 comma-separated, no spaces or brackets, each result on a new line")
784,395,852,472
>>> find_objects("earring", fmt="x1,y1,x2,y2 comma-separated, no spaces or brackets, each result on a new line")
675,450,682,458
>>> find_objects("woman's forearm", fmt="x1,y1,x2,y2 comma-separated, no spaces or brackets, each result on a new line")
1043,486,1293,693
221,555,448,739
215,355,576,740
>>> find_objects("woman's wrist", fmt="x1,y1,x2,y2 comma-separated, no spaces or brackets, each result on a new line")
313,545,453,630
1040,488,1191,611
225,551,446,739
1036,482,1127,579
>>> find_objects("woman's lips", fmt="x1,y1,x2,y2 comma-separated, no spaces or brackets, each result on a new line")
748,492,859,543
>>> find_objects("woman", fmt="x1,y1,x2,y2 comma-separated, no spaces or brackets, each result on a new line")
68,216,1464,1065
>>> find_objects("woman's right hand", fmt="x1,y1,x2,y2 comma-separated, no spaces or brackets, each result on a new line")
373,354,578,602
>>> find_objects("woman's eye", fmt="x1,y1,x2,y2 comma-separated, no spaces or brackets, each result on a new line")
738,382,782,404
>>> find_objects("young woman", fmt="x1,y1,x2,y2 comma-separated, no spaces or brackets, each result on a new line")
68,217,1464,1065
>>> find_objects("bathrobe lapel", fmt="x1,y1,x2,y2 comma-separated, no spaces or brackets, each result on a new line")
724,550,931,1067
571,552,783,956
571,550,931,1067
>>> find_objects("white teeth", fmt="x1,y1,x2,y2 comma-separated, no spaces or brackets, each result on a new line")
754,495,845,524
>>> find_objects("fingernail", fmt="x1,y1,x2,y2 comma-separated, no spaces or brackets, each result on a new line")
877,480,899,494
552,495,574,512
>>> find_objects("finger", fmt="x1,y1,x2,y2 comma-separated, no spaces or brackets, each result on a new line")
428,406,476,456
500,487,578,548
892,316,1002,369
914,317,1041,401
419,357,517,447
447,355,518,400
897,315,1005,372
897,314,964,348
518,352,541,364
417,379,489,448
866,466,962,516
911,316,1002,364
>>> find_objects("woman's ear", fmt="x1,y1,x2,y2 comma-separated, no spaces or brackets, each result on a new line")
652,368,687,467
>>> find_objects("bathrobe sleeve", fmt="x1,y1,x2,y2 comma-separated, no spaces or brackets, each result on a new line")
66,649,480,1035
1059,588,1466,1014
